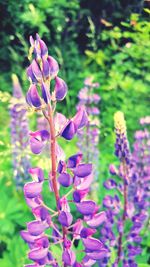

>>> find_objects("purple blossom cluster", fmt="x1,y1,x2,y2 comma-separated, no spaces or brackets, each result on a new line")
10,74,31,188
21,34,108,266
77,77,100,194
129,117,150,253
99,112,146,267
131,128,150,211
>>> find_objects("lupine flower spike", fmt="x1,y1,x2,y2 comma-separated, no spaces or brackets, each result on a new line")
99,112,144,267
21,34,108,267
77,77,100,198
129,116,150,254
10,74,31,188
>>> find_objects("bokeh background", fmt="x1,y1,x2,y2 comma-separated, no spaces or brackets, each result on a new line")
0,0,150,266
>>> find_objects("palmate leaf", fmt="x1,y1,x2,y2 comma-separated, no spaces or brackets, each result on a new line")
0,186,32,235
135,248,149,265
0,235,29,267
0,192,22,235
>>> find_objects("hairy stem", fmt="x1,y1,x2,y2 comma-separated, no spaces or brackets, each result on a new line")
46,104,67,267
47,103,60,206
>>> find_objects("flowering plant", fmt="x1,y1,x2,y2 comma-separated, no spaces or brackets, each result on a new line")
99,112,148,267
77,78,100,195
21,34,108,267
10,74,31,188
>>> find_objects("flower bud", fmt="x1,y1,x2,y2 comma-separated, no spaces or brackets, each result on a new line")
58,211,73,227
104,179,117,190
35,33,48,58
54,77,68,101
109,164,118,175
41,58,50,79
73,107,88,130
62,249,76,266
26,84,42,108
47,55,59,78
58,172,73,187
41,82,50,104
61,120,76,140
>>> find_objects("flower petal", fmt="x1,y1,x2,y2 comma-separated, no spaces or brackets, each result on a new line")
73,107,88,130
62,249,76,266
26,84,41,107
80,228,96,238
67,153,83,168
27,220,47,236
87,250,109,260
35,34,48,57
58,211,73,227
30,130,49,154
31,59,42,81
24,182,43,198
61,121,76,140
73,189,88,203
83,237,105,252
86,211,106,228
54,77,68,101
27,65,37,83
28,247,48,261
58,173,73,187
29,167,44,182
73,164,92,178
20,230,36,244
47,56,59,78
76,201,97,215
77,174,93,190
41,82,50,104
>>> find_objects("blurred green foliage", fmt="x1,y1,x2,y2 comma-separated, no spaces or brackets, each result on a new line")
0,0,150,266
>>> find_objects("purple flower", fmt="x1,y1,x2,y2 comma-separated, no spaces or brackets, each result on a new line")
76,201,97,215
62,249,76,266
58,211,73,227
73,164,92,178
53,77,68,101
24,182,43,198
82,237,105,251
10,74,31,188
86,211,106,228
99,112,147,267
58,172,73,187
61,120,76,140
76,78,100,199
29,130,50,154
21,34,107,266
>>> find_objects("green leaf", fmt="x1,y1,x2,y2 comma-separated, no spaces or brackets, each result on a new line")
143,8,150,14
